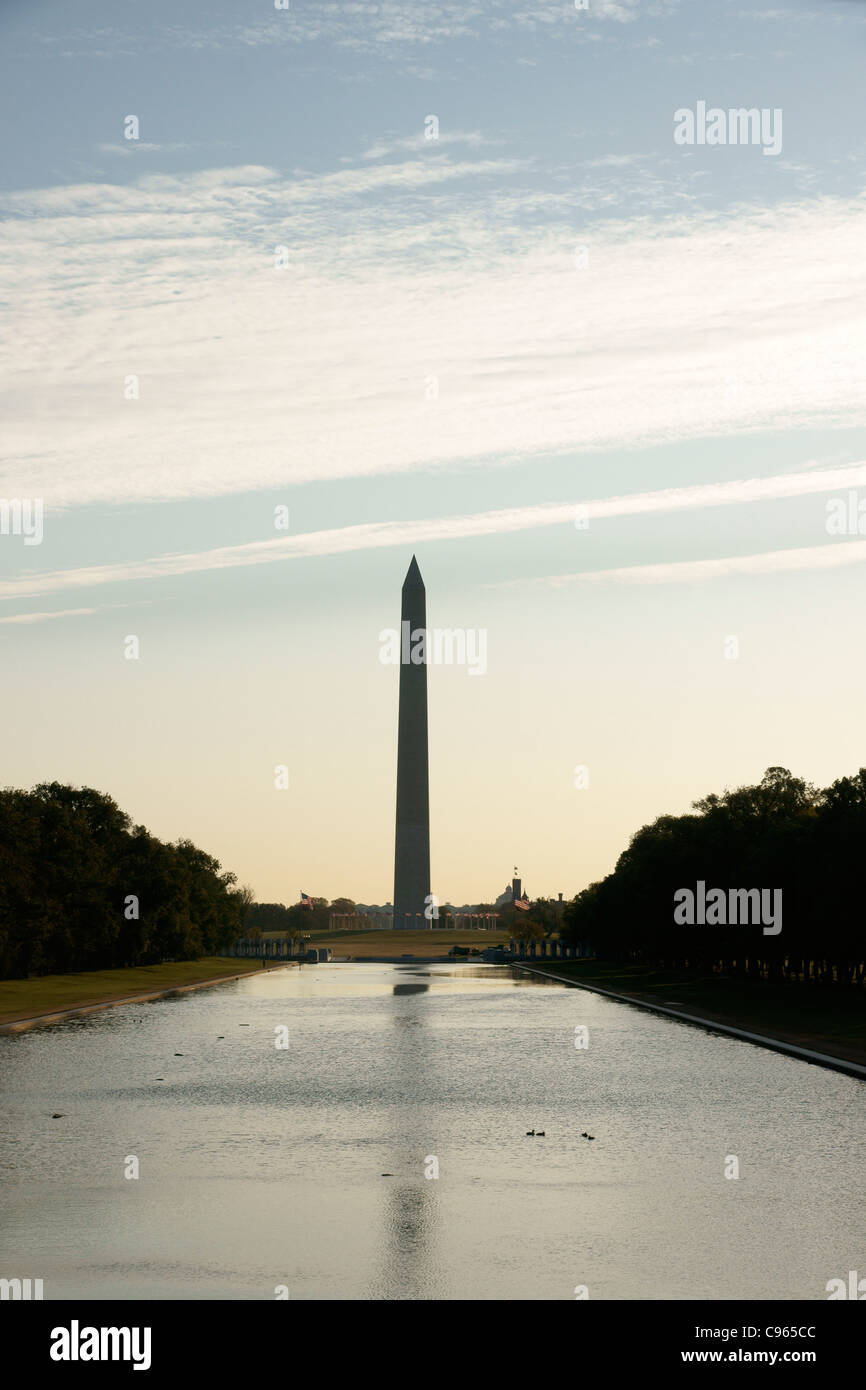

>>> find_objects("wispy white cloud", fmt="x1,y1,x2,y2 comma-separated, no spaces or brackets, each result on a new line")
360,130,495,160
0,598,154,624
2,159,866,511
96,142,193,156
0,462,862,606
515,539,866,587
36,2,655,62
584,153,642,167
513,0,652,28
738,9,820,22
0,606,102,625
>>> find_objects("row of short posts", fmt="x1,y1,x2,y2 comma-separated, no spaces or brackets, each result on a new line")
229,938,592,961
509,939,588,960
231,938,298,959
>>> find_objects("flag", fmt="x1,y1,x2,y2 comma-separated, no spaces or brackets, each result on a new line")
514,894,531,912
300,892,314,909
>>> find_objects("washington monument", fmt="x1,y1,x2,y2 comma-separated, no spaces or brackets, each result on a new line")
393,556,431,928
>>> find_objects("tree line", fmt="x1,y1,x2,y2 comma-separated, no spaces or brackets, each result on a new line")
0,783,248,979
245,897,356,937
561,766,866,987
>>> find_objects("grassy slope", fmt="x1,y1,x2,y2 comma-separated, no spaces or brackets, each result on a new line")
305,927,510,958
527,960,866,1065
0,957,268,1024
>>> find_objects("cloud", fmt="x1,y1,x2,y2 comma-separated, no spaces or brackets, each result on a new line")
360,130,495,159
2,159,866,511
737,9,816,21
0,606,102,625
1,462,863,607
522,539,866,587
35,2,655,61
584,153,642,167
95,142,193,156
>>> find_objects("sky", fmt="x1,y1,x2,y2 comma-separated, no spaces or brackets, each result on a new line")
2,0,866,907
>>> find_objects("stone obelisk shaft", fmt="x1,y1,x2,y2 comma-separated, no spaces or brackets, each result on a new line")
393,556,430,929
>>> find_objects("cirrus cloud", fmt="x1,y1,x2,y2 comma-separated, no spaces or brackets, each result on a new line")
2,160,866,512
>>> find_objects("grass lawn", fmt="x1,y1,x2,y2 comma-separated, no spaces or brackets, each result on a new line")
0,957,269,1025
527,959,866,1065
303,927,510,958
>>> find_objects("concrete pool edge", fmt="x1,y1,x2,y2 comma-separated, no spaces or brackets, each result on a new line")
515,964,866,1080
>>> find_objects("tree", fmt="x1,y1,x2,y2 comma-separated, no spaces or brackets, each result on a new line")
518,919,545,942
0,783,246,978
235,884,255,930
561,767,865,988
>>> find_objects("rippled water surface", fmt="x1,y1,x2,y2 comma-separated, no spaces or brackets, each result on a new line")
1,962,863,1299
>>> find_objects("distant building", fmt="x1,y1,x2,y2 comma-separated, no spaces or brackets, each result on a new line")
494,867,531,913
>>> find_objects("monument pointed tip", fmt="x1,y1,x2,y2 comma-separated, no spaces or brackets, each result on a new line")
403,555,424,589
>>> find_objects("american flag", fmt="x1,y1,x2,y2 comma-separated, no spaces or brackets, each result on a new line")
514,894,531,912
300,892,314,909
